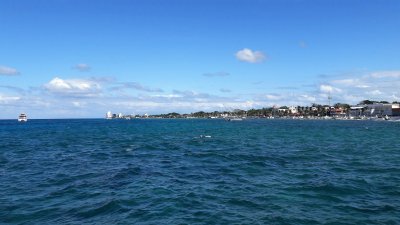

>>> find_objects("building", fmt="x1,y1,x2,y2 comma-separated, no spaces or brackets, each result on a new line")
367,103,392,116
331,107,347,117
350,103,400,117
106,111,113,119
289,106,298,114
392,104,400,116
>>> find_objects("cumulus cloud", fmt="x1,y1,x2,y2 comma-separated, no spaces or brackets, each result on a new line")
73,63,91,72
115,89,253,113
235,48,266,63
203,72,230,77
5,68,400,119
314,70,400,104
0,65,19,76
44,77,101,97
3,83,254,118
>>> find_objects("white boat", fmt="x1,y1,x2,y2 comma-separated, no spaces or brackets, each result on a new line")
18,113,27,122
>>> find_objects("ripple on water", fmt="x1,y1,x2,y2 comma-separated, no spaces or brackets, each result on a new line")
1,119,400,224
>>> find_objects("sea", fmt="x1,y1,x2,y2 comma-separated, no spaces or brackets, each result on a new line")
0,118,399,224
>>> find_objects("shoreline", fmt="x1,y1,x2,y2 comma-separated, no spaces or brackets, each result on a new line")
3,116,400,121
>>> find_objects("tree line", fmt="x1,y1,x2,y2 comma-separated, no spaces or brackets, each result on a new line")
150,100,398,118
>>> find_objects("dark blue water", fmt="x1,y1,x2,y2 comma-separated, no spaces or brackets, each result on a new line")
1,119,399,224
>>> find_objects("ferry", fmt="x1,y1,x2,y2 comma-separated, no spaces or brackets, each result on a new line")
18,113,27,122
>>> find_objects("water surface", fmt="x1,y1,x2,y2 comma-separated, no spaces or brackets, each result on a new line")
1,119,399,224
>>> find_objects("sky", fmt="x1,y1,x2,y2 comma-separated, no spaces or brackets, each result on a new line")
1,0,400,118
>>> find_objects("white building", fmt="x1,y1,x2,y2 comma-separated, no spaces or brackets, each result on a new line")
289,106,298,114
106,111,113,119
350,103,400,117
366,103,392,116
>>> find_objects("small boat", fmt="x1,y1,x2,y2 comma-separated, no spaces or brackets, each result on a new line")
18,113,27,122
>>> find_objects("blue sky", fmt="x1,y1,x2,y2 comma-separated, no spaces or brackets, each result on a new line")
1,0,400,118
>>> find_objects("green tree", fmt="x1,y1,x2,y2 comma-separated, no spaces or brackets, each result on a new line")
359,100,374,105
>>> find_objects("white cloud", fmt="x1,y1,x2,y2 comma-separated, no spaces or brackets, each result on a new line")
151,94,181,98
5,68,400,119
355,85,370,88
0,65,19,76
44,77,101,97
390,94,400,101
72,101,87,107
170,90,215,102
299,94,316,102
314,70,400,104
0,93,20,103
107,100,264,114
265,94,283,100
332,79,370,89
235,48,266,63
332,79,358,86
73,63,91,72
370,71,400,78
255,93,318,106
319,84,342,93
368,90,383,96
341,94,364,103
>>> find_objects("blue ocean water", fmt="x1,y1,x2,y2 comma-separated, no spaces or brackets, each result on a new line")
0,119,399,224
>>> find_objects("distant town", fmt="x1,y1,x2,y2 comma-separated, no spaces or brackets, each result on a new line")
106,100,400,121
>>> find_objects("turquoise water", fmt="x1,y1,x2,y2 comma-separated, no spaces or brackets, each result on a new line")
1,119,399,224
